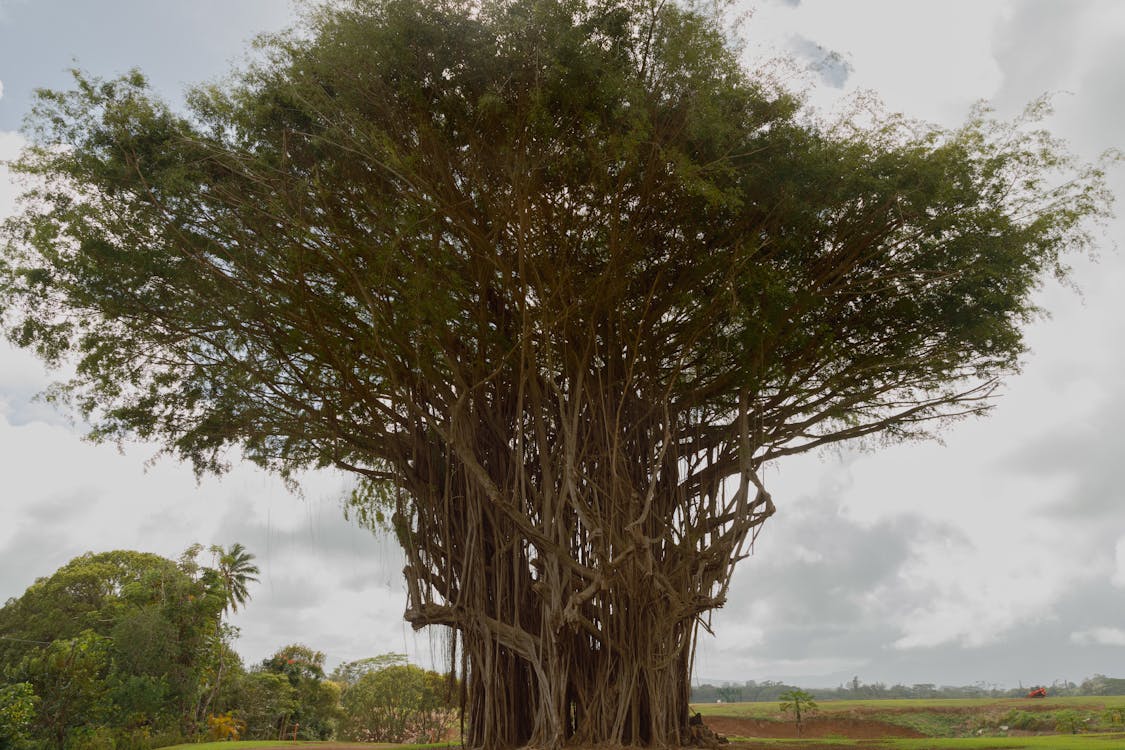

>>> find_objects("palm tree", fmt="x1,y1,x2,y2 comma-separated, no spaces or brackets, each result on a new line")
194,543,261,729
210,543,260,613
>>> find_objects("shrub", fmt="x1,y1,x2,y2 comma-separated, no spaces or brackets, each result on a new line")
207,712,247,741
0,683,37,750
999,709,1052,732
1054,710,1086,734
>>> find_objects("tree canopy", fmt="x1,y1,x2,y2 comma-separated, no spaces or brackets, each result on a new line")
0,547,258,747
0,0,1112,746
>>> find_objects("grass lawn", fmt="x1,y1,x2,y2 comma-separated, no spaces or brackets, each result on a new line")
157,743,453,750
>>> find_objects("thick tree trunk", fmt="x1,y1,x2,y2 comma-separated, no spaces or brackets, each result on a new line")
426,603,696,748
394,370,773,748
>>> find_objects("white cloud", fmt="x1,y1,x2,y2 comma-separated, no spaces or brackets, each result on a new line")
888,532,1072,650
1070,627,1125,647
744,0,1009,124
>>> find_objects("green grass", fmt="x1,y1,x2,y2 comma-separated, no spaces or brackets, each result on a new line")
728,734,1125,748
156,742,453,750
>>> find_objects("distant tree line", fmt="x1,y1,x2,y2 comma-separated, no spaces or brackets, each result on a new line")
0,548,454,750
691,674,1125,704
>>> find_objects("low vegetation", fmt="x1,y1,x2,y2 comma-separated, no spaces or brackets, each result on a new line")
0,549,454,750
5,549,1124,750
697,695,1125,747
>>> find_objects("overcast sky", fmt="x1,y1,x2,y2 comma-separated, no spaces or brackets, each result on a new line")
1,0,1123,690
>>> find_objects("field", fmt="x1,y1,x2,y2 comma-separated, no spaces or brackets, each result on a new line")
149,701,1125,749
696,696,1125,749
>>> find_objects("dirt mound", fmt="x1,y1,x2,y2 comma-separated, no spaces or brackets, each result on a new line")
704,714,925,740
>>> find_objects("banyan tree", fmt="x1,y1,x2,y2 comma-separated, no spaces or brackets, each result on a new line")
0,0,1111,746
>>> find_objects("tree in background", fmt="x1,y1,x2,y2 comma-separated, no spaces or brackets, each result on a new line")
0,547,255,746
339,663,454,743
196,543,259,726
714,685,742,704
778,689,817,738
12,632,112,750
329,653,408,688
233,672,296,741
1,0,1112,745
256,644,340,739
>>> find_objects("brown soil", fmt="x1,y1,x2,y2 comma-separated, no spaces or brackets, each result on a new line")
703,714,924,740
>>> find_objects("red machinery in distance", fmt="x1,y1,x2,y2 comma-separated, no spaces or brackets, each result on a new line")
1027,687,1048,698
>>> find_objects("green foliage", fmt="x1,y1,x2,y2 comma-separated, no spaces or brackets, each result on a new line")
0,0,1111,488
715,685,742,704
64,726,115,750
339,664,454,743
245,644,338,739
1080,674,1125,696
1102,707,1125,726
208,544,260,614
778,689,818,736
260,644,326,686
0,683,37,750
999,709,1054,732
12,631,112,749
329,653,407,687
0,546,257,747
1054,709,1087,734
233,672,297,741
206,711,247,741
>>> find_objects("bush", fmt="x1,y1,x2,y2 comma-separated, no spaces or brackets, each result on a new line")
339,665,454,743
64,727,114,750
1054,710,1087,734
998,709,1053,732
0,683,37,750
207,712,247,741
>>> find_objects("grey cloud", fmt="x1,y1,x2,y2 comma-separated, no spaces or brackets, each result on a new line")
21,490,96,525
211,491,402,570
1000,390,1125,522
710,489,968,682
707,452,1125,688
712,569,1125,688
255,575,329,612
342,568,402,594
1060,41,1125,156
0,527,81,604
787,35,853,88
990,0,1093,113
